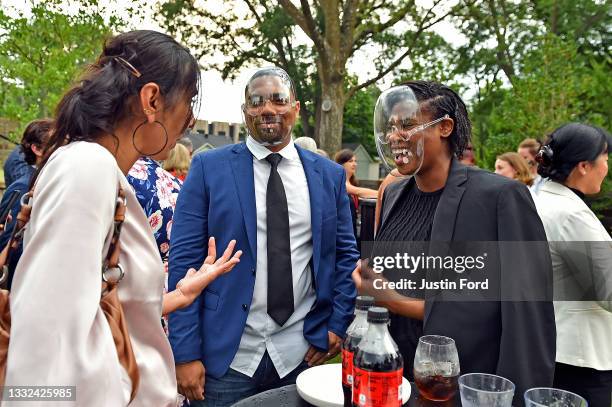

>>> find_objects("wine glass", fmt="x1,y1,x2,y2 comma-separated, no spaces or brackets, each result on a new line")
413,335,460,401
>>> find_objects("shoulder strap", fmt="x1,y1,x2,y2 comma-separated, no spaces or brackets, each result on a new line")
0,186,125,286
0,192,33,286
101,187,126,287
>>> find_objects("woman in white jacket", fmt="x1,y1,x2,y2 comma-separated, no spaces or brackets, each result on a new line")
5,31,242,406
534,123,611,407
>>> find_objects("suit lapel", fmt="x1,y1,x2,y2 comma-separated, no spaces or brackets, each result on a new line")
296,146,322,280
229,143,257,263
425,158,468,324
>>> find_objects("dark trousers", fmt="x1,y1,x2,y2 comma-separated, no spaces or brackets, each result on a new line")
553,362,612,407
189,351,309,407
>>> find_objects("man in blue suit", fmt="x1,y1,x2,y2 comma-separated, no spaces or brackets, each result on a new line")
169,67,359,406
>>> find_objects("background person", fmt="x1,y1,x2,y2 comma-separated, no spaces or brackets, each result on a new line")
458,141,476,166
177,135,194,156
316,148,329,158
4,30,241,407
0,119,53,290
2,145,30,188
334,148,378,238
294,136,317,152
495,152,534,187
128,150,184,336
518,137,544,194
534,123,612,407
163,142,191,181
128,155,182,262
334,149,378,200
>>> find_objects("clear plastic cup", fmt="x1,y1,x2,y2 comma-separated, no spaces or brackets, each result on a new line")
459,373,515,407
524,387,588,407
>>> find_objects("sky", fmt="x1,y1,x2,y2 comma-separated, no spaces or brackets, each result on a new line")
2,0,467,124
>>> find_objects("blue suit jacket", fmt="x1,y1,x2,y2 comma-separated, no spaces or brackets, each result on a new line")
168,142,359,378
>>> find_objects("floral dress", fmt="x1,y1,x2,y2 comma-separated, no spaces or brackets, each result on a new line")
127,157,182,334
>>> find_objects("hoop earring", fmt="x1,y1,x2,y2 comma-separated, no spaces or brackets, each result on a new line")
132,119,169,157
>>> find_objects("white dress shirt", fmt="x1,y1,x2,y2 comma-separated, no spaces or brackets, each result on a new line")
534,180,612,370
229,136,315,378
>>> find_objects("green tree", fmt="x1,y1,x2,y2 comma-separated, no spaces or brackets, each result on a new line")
477,35,611,213
478,35,595,165
158,0,454,154
439,0,611,217
0,0,123,140
455,0,611,214
452,0,611,163
342,80,380,155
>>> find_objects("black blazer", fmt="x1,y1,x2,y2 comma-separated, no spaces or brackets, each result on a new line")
380,159,556,407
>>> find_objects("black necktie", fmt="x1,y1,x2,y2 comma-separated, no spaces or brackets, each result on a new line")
265,153,294,326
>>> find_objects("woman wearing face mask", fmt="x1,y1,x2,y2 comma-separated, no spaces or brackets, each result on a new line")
518,138,544,194
533,123,612,407
353,81,555,405
4,30,241,406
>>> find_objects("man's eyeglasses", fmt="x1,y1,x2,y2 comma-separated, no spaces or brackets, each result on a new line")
244,92,295,116
379,114,449,145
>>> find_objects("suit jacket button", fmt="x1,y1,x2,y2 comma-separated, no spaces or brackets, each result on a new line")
242,304,248,311
251,268,256,275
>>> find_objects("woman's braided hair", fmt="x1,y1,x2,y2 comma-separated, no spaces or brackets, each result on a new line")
401,80,471,158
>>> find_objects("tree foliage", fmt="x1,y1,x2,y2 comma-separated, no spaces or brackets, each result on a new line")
477,35,610,166
342,79,380,154
158,0,452,154
457,0,611,214
452,0,610,162
0,0,122,140
0,0,609,215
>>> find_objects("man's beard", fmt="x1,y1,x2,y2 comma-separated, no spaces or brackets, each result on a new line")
249,114,290,145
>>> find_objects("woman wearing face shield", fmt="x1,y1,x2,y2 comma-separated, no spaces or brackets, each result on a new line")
353,81,556,406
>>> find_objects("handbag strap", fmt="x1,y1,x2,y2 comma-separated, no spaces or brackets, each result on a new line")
101,187,127,289
0,187,126,286
0,192,33,285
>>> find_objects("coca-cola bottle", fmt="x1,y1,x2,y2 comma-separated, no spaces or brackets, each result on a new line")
342,296,375,406
352,307,404,407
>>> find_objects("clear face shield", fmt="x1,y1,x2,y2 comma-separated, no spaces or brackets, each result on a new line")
374,86,449,176
242,67,297,146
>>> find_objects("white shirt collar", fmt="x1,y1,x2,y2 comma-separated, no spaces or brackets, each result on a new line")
246,136,299,162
